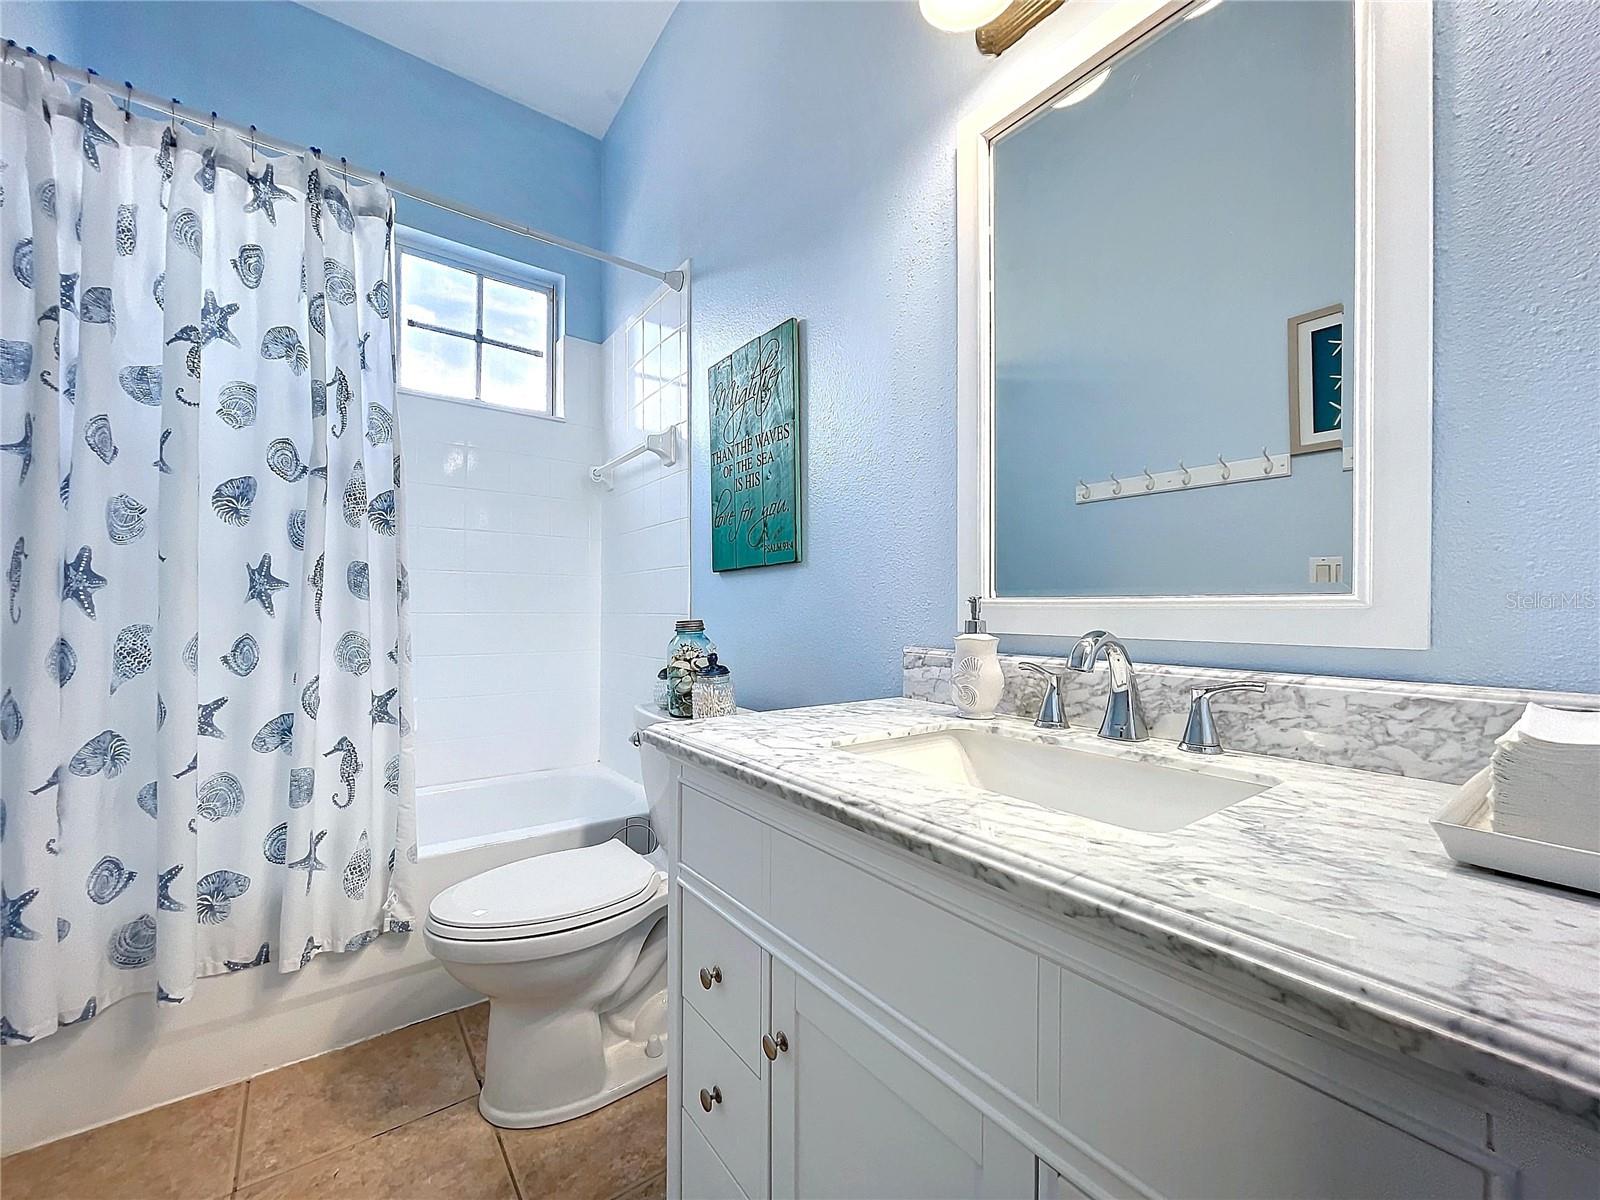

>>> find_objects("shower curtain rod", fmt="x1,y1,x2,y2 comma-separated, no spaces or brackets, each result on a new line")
2,42,686,292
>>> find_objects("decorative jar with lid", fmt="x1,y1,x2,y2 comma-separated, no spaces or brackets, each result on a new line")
665,619,716,718
692,654,736,719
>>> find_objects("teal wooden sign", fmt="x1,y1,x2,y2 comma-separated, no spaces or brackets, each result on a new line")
709,318,802,571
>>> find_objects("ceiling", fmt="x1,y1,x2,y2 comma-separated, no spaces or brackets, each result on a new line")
303,1,678,138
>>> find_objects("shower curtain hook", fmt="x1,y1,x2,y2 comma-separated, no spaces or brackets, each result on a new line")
1217,454,1230,480
250,124,257,163
123,81,133,122
46,53,56,81
169,98,178,136
341,155,350,187
210,110,217,133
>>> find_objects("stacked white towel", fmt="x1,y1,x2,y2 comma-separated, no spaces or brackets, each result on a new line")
1491,704,1600,851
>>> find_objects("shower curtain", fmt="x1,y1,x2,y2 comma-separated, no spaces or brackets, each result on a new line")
0,62,418,1045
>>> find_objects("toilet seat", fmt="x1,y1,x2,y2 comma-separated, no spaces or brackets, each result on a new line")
427,841,665,945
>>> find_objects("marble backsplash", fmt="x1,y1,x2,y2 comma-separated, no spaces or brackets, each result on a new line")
902,646,1600,784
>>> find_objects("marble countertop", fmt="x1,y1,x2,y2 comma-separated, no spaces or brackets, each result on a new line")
643,698,1600,1127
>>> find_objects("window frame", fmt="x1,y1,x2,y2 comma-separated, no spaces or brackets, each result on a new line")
393,232,561,420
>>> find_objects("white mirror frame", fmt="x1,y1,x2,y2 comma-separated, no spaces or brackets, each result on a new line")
956,0,1432,648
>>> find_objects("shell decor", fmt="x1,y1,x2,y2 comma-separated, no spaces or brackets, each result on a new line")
308,292,326,337
79,287,115,330
263,822,289,865
136,781,158,819
106,493,149,545
367,491,397,536
0,689,20,743
307,169,323,237
118,365,162,407
58,919,71,942
251,712,295,755
69,730,131,778
299,937,322,969
365,402,394,447
12,238,33,288
310,554,325,619
0,338,33,385
195,870,251,925
384,756,400,795
36,178,58,219
197,771,246,822
48,637,78,686
344,929,381,953
110,623,155,694
397,562,410,603
211,475,258,526
267,437,309,483
220,633,260,676
346,560,370,600
171,208,203,258
156,694,167,729
334,630,371,676
288,766,315,809
154,428,174,475
195,146,217,193
198,695,228,738
116,204,138,256
86,856,137,905
183,633,199,676
261,326,310,376
107,914,157,969
323,258,357,306
156,864,184,912
231,244,265,289
287,509,307,551
216,382,258,429
342,460,367,529
322,185,355,234
224,943,271,972
62,998,99,1026
152,272,165,310
8,535,23,622
365,279,392,319
342,832,372,900
84,414,118,465
300,675,321,720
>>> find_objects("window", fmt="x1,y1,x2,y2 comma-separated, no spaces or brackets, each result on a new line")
626,286,688,434
397,242,556,416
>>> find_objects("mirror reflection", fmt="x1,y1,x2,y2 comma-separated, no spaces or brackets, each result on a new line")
991,0,1356,597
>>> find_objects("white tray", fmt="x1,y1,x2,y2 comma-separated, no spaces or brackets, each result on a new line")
1431,766,1600,895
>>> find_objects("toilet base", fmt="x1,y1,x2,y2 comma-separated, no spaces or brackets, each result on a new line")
478,987,669,1129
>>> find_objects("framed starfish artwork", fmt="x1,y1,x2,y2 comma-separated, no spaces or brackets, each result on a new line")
1288,304,1344,455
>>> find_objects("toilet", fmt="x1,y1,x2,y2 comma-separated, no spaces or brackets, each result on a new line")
424,704,677,1128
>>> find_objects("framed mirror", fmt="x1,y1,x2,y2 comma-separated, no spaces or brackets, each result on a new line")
956,0,1431,648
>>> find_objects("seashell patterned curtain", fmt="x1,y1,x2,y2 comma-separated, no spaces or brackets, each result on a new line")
0,61,418,1045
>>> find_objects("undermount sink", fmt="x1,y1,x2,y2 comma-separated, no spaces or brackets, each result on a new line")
842,728,1274,833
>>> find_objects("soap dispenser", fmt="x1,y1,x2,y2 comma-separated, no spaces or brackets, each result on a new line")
953,596,1004,720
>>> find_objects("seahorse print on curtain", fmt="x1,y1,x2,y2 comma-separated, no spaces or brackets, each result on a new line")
0,61,420,1045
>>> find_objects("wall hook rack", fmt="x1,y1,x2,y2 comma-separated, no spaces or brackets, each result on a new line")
1074,449,1290,504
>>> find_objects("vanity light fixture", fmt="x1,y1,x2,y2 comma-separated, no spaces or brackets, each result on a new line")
974,0,1064,55
918,0,1011,33
1052,68,1110,108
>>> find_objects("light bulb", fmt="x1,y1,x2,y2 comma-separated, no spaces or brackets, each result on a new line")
1052,69,1109,109
1184,0,1224,20
919,0,1012,34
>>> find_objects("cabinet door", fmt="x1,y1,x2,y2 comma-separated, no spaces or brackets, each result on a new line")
768,960,1034,1200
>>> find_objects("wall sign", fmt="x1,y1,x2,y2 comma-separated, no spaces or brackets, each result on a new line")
709,318,802,571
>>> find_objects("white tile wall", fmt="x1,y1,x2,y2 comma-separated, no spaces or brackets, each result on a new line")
599,288,692,779
401,337,605,788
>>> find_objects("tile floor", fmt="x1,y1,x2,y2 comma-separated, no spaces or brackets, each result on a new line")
0,1003,667,1200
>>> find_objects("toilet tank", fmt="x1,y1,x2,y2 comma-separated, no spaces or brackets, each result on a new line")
633,703,676,857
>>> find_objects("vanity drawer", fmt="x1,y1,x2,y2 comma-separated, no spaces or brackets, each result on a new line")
681,1106,750,1200
683,1001,767,1199
681,887,765,1076
681,783,766,911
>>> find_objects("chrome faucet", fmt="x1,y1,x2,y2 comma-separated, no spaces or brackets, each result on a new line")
1065,631,1148,742
1178,682,1267,754
1018,662,1066,729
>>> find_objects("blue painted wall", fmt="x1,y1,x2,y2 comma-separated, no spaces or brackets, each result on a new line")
992,0,1354,597
603,0,1600,703
0,0,608,341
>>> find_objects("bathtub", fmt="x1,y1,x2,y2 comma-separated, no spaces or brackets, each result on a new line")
411,763,650,911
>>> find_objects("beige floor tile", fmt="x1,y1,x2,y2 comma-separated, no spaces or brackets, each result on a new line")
614,1171,667,1200
458,1002,489,1083
498,1079,667,1200
0,1083,244,1200
235,1099,516,1200
238,1013,478,1184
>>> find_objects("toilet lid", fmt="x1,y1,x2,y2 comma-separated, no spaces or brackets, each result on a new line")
428,841,660,939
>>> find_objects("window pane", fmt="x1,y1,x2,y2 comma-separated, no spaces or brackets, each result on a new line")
402,326,475,399
483,278,547,350
401,253,477,333
482,344,547,413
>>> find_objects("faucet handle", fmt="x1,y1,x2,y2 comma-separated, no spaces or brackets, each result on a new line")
1179,681,1267,755
1018,662,1066,730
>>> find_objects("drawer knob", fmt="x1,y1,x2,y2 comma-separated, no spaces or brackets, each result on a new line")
699,1085,722,1112
762,1031,789,1060
699,965,723,990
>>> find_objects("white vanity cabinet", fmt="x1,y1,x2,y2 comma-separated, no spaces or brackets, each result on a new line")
665,771,1597,1200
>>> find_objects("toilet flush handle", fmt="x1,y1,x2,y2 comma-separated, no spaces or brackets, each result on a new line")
629,731,642,747
699,965,723,989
